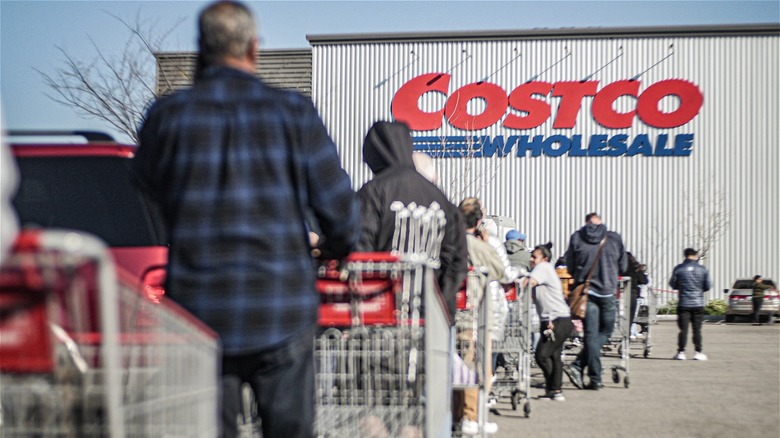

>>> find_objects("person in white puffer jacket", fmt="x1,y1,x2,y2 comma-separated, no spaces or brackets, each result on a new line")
481,217,521,339
479,216,522,414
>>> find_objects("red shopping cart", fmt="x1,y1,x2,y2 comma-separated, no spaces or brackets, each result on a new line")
0,230,220,437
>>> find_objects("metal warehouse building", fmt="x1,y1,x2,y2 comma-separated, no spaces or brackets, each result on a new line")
157,24,779,304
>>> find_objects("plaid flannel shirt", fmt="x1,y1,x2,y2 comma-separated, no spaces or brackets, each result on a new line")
133,66,359,353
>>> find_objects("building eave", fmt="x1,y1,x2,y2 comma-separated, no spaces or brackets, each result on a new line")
307,23,780,45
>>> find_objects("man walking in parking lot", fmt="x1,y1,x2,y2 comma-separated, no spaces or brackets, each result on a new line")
669,248,711,360
132,2,359,436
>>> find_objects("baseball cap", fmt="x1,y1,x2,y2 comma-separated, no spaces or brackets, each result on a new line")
683,248,698,257
505,229,522,241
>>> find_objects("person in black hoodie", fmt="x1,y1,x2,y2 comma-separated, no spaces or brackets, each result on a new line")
563,212,627,390
625,252,649,337
356,121,468,320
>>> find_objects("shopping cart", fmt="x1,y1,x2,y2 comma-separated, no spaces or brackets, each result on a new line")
314,254,451,437
452,266,489,433
489,280,533,416
314,201,452,437
630,284,658,358
603,276,632,388
0,229,220,437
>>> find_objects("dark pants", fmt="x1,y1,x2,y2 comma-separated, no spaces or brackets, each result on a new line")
572,294,616,385
752,297,764,323
220,327,315,438
677,307,704,352
535,317,574,392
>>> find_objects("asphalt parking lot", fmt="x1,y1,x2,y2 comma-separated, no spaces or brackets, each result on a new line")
490,320,780,437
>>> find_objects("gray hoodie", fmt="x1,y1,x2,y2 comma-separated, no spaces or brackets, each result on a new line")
504,239,530,272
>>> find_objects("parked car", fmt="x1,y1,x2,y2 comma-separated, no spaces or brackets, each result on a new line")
724,278,779,323
9,130,168,300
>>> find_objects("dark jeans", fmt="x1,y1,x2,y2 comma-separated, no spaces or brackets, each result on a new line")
752,297,764,323
572,294,615,385
677,307,704,352
535,317,574,392
221,327,315,438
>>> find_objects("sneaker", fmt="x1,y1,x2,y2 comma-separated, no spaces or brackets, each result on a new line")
584,382,603,390
552,392,566,401
461,420,478,435
461,420,498,435
564,364,584,389
673,351,687,360
693,352,708,361
538,391,554,400
487,396,497,408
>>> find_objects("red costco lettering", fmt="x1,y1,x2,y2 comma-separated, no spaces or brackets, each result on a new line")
550,81,598,129
637,79,704,128
391,73,450,131
504,82,553,129
591,80,640,129
445,82,507,130
391,74,703,130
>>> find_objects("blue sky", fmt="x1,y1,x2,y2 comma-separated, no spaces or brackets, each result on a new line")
1,0,778,143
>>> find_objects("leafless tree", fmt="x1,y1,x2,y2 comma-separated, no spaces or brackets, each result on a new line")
425,116,507,204
684,179,730,262
36,10,184,144
639,177,729,300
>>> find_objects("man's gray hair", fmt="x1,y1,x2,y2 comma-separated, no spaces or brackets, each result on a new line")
198,1,257,65
412,152,437,184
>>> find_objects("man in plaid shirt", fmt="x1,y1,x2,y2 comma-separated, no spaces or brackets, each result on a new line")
132,2,359,436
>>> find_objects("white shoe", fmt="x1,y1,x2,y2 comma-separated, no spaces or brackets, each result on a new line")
674,351,687,360
693,352,708,361
462,420,498,435
486,396,497,408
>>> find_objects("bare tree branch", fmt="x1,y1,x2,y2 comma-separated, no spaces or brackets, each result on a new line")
36,9,184,143
683,178,730,262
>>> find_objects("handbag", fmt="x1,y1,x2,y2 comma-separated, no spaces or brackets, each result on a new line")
568,237,608,319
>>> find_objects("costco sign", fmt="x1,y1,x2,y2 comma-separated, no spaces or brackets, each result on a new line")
392,73,704,157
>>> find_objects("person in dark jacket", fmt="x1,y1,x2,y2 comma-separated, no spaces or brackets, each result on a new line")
563,212,627,390
751,275,776,326
504,229,531,272
625,252,649,337
356,121,468,320
669,248,711,360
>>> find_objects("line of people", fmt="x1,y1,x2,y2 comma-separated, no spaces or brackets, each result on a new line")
126,2,722,437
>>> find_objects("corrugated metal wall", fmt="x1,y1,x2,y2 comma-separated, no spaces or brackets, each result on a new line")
311,30,779,304
155,49,312,96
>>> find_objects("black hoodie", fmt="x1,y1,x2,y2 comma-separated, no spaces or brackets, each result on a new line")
356,121,468,319
565,223,627,296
